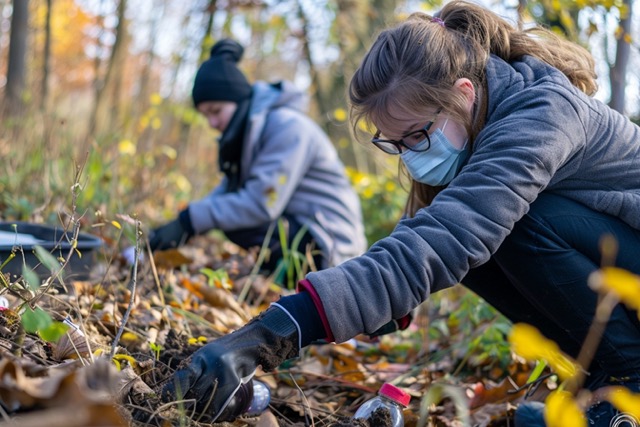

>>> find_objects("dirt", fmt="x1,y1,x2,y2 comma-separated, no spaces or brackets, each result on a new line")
328,407,395,427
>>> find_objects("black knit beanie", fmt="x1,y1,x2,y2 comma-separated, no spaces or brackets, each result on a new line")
191,39,252,107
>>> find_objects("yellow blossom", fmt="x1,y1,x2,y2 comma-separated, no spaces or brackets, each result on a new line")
362,188,374,199
509,323,579,380
161,145,177,160
118,139,136,155
333,108,348,122
357,119,374,133
149,93,162,105
589,267,640,311
545,390,586,427
139,115,150,130
606,386,640,419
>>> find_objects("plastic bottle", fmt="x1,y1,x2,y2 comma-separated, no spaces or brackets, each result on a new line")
217,380,271,421
353,383,410,427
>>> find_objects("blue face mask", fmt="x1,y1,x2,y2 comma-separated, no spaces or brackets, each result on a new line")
400,122,470,186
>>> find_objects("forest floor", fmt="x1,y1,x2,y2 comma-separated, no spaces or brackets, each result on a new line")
0,232,552,427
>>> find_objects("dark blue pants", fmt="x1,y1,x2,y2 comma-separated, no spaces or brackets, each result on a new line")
224,214,325,273
462,193,640,425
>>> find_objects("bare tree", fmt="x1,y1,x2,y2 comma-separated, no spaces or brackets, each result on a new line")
136,0,167,113
4,0,29,113
41,0,53,111
86,0,129,140
608,0,633,113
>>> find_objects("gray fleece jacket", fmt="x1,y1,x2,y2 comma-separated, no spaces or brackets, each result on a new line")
306,54,640,343
188,81,366,266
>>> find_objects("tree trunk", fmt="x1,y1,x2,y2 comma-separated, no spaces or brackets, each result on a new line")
314,0,397,172
41,0,53,111
608,0,633,114
199,0,217,63
4,0,29,113
295,0,328,117
137,0,165,104
86,0,129,140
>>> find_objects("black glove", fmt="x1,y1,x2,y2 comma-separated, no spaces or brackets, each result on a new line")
149,216,193,251
162,305,300,422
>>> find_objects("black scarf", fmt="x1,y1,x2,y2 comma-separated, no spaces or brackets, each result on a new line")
218,97,251,192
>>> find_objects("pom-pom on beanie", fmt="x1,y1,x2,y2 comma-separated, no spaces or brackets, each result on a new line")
192,39,252,106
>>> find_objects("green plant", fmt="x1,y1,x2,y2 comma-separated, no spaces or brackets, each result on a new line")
428,286,513,374
346,166,408,245
272,220,311,290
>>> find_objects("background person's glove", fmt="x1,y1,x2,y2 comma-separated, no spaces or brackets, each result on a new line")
161,305,300,422
148,209,194,251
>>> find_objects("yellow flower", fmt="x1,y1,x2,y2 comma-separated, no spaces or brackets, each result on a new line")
509,323,579,380
606,386,640,419
333,108,348,122
589,267,640,311
139,115,150,130
149,93,162,105
118,139,136,155
357,119,373,133
362,188,374,199
544,390,586,427
161,145,177,160
120,332,138,343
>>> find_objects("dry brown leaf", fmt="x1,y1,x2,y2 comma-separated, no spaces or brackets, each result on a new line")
182,278,250,322
468,371,531,409
470,402,517,427
50,328,91,361
0,358,122,414
152,248,193,269
0,402,128,427
115,365,155,405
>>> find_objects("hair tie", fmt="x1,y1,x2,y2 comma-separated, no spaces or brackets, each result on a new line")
431,17,445,27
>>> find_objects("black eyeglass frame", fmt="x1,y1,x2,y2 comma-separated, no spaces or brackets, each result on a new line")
370,110,442,155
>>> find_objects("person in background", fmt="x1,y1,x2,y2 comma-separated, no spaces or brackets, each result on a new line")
149,39,366,273
161,3,640,426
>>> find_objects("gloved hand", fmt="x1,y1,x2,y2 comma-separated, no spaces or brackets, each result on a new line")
162,305,300,422
148,218,190,251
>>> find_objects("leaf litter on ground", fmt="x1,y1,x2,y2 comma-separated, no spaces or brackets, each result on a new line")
0,233,550,427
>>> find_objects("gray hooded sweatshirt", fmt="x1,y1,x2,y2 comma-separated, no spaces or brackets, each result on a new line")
306,54,640,343
188,81,367,266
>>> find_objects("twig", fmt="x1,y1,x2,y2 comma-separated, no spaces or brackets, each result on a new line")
110,219,141,359
29,154,89,307
567,291,619,394
289,372,315,427
146,399,198,424
0,402,11,422
237,222,276,305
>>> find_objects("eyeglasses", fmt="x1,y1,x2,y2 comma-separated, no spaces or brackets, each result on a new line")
371,111,441,155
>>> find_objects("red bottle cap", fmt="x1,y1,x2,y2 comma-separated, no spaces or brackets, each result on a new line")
379,383,410,407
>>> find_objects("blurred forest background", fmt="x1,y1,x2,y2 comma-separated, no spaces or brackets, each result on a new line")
0,2,638,424
0,0,638,244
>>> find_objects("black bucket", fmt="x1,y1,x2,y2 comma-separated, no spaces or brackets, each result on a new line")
0,221,103,281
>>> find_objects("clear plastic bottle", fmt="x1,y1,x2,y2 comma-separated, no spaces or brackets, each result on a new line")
217,380,271,421
353,383,410,427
